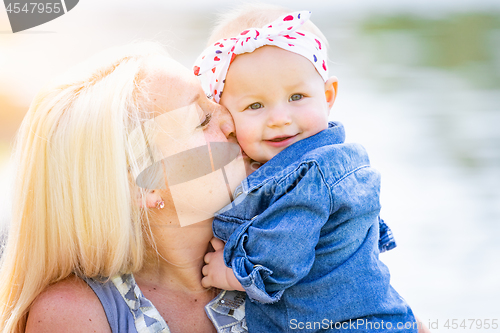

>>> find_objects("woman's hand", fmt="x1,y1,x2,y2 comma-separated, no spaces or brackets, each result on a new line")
202,238,245,291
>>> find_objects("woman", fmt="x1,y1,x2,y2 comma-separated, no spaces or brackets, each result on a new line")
0,42,247,333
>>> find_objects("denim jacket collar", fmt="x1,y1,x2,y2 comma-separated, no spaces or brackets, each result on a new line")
243,121,345,193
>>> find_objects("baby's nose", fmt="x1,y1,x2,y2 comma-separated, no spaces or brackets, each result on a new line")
266,106,292,128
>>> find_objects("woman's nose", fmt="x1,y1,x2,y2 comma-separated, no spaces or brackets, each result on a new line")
211,102,236,141
266,105,292,128
220,113,236,140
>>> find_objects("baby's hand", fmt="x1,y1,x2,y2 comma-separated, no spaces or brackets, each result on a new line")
202,238,244,291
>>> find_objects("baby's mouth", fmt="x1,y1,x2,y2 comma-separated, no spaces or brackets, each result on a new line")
267,135,297,142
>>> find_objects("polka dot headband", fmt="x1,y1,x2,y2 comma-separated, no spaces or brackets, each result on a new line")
193,11,328,103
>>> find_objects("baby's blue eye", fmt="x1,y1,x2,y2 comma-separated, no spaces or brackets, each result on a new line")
247,102,263,110
289,94,303,102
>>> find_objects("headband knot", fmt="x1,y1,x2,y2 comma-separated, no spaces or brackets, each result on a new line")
193,11,328,102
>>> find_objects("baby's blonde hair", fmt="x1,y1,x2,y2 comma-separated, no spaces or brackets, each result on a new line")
207,3,328,50
0,42,166,333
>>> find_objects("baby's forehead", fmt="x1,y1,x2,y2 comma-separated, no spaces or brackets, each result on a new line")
220,49,325,106
233,45,306,65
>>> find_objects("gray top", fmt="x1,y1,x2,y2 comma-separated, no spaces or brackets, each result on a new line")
83,274,246,333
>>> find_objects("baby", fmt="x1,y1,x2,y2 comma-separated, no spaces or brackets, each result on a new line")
195,6,416,333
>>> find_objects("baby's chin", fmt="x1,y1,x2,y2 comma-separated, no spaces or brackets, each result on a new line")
239,149,265,176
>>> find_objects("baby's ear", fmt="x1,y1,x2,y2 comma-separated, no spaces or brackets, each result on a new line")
324,76,338,110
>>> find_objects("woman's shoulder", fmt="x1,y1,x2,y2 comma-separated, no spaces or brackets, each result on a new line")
25,274,111,333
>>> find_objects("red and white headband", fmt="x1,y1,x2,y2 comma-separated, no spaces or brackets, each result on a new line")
193,11,328,103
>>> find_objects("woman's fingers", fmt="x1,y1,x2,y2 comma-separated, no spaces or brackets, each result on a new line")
202,264,209,277
210,237,225,251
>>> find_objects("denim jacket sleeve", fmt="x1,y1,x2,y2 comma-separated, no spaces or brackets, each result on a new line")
220,162,332,304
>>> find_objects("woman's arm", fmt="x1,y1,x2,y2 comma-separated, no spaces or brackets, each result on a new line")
25,275,111,333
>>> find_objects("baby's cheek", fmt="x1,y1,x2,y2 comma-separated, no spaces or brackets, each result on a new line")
234,124,257,151
235,129,253,151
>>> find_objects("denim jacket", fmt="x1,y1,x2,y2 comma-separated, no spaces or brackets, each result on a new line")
213,122,416,332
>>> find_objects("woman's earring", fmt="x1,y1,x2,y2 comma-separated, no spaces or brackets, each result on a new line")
155,199,165,210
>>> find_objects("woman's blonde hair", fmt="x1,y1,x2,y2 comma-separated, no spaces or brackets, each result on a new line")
0,42,166,332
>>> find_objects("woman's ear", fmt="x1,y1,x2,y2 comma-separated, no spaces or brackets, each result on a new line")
137,189,164,209
325,76,338,111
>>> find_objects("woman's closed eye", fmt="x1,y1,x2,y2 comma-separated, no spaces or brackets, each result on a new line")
289,93,304,102
245,102,264,111
197,113,212,128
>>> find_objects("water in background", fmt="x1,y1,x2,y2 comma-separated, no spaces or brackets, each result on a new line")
1,1,499,331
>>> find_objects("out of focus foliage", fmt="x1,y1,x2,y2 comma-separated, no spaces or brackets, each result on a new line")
361,12,500,89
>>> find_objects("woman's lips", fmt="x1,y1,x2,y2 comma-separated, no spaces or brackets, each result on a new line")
264,134,298,148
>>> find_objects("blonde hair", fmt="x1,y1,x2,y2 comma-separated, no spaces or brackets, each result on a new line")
207,3,329,49
0,42,166,332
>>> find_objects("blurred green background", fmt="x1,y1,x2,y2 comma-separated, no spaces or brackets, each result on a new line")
1,1,499,331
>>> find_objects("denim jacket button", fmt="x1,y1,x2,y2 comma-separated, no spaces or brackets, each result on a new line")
251,215,258,220
234,191,243,198
253,264,263,268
